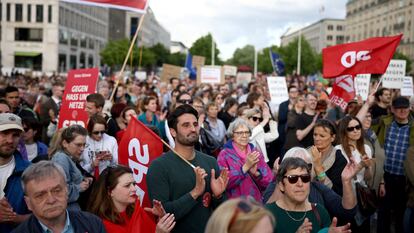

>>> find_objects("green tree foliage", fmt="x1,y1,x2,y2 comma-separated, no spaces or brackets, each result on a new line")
150,43,170,67
167,52,186,67
393,51,412,73
228,45,255,68
257,46,280,74
189,33,223,65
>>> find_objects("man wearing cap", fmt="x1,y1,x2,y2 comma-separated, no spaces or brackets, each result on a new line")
372,96,413,233
0,113,31,233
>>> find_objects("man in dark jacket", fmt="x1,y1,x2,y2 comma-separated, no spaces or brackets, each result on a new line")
12,161,106,233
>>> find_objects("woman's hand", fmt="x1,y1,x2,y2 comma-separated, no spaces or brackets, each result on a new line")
144,200,166,218
155,213,175,233
79,178,92,192
310,146,322,167
328,217,351,233
295,218,312,233
359,154,374,169
379,183,386,197
159,110,168,121
243,151,260,173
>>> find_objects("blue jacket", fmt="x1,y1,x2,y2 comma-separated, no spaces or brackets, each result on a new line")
0,152,31,233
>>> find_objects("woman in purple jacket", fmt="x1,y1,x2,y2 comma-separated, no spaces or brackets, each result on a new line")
217,118,274,202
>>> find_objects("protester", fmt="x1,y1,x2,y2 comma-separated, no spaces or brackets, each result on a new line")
88,165,175,233
147,104,229,233
21,117,48,163
371,88,391,120
218,97,238,129
205,198,275,233
81,115,118,176
39,81,64,144
217,118,273,202
213,93,225,111
278,85,299,154
295,93,318,148
284,93,305,151
0,113,31,233
116,106,138,142
86,93,119,137
12,161,106,233
0,98,11,113
50,125,93,210
4,86,36,119
205,102,227,145
138,96,167,139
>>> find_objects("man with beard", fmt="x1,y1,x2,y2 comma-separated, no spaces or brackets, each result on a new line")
371,88,392,120
12,161,106,233
0,113,31,233
147,104,229,233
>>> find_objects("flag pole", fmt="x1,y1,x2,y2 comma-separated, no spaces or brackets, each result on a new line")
109,14,146,102
297,30,302,75
254,47,258,78
160,138,196,169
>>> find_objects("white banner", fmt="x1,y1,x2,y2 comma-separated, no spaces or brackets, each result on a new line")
236,72,252,86
354,74,371,101
223,65,237,76
200,66,222,84
401,76,414,97
382,59,406,89
267,76,289,104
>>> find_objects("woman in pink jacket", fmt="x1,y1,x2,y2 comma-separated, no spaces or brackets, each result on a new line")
217,118,274,203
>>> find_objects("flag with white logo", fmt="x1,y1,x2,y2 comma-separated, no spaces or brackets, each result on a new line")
329,75,356,110
60,0,148,13
323,34,402,78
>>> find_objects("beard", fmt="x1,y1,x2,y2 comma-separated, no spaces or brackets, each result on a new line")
176,132,199,146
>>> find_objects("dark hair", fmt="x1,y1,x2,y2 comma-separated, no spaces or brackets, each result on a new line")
0,98,11,109
86,93,105,108
276,157,310,183
374,88,390,101
87,115,107,134
52,81,65,87
314,119,337,145
61,125,88,145
246,93,262,108
140,96,157,112
338,116,366,159
5,86,19,95
176,92,191,101
88,165,134,224
168,104,198,131
223,97,238,113
169,77,179,84
121,106,137,120
288,85,298,92
110,103,127,119
22,117,42,141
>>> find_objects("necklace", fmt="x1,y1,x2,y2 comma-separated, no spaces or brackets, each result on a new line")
284,209,307,222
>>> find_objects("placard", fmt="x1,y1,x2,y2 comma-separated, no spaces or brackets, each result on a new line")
161,64,182,83
198,66,224,84
135,71,147,81
382,59,406,89
223,65,237,76
267,76,289,104
192,55,206,69
236,72,252,86
58,68,99,129
401,76,414,97
354,74,371,101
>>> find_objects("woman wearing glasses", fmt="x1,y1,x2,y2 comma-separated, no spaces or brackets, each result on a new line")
266,157,332,233
81,115,118,177
217,118,273,202
50,125,92,210
245,107,278,163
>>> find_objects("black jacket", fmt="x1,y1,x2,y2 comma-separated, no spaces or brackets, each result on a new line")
12,210,107,233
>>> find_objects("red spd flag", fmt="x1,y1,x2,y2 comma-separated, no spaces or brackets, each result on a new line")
329,75,356,110
61,0,148,13
323,34,402,78
118,117,163,208
127,200,156,233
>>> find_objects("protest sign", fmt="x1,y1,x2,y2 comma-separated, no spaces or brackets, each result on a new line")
382,59,406,89
161,64,182,83
267,76,289,104
236,72,252,86
401,76,414,97
354,74,371,101
135,71,147,81
223,65,238,76
192,55,206,69
58,68,99,129
329,75,355,110
198,66,224,84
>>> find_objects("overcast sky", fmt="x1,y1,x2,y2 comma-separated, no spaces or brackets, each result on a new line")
151,0,348,60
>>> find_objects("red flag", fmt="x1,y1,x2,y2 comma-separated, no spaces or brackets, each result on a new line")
329,75,356,110
323,34,402,78
118,118,164,208
127,200,156,233
61,0,148,13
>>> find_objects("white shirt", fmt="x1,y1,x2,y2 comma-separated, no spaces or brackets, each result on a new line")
25,143,38,161
80,134,118,175
0,157,15,198
335,144,372,186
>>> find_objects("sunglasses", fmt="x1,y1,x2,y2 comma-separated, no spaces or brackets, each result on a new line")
178,99,193,104
283,174,311,184
228,200,253,230
346,125,361,132
249,116,263,122
92,130,106,135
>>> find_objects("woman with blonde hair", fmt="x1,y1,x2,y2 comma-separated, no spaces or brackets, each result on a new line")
205,198,275,233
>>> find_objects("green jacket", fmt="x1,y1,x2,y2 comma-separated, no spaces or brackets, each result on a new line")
371,114,414,147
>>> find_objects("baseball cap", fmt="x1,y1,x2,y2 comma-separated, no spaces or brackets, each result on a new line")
0,113,24,132
392,96,410,109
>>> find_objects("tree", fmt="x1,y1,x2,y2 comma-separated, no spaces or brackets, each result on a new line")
279,36,319,75
228,45,255,68
150,43,170,67
168,52,186,67
393,51,412,74
257,46,281,74
190,33,223,65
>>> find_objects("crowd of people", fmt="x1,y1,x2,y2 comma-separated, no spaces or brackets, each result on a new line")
0,71,413,233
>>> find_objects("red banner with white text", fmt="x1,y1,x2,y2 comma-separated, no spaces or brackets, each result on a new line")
323,34,402,78
118,117,164,208
58,68,99,129
61,0,148,13
329,75,356,110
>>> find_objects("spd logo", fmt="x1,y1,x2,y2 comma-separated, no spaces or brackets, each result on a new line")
340,51,371,68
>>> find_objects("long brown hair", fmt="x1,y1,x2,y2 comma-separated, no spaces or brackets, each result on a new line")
338,116,366,159
87,165,134,224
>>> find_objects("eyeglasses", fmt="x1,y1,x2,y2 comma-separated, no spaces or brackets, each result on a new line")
92,130,106,135
178,99,193,104
249,116,263,122
233,131,251,137
228,200,253,230
346,125,361,132
283,174,311,184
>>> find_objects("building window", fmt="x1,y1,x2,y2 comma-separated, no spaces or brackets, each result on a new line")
327,25,334,30
327,35,333,41
70,55,77,69
0,3,2,21
59,29,68,44
71,34,78,46
15,28,43,42
15,54,42,70
336,25,343,31
15,4,23,22
88,55,94,67
36,5,43,22
28,5,32,22
89,39,95,49
7,3,11,21
80,36,87,48
59,54,67,72
48,5,52,23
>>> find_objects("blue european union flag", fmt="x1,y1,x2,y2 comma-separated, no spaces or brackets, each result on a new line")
269,50,285,75
185,52,197,80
